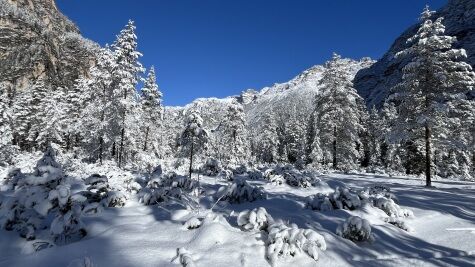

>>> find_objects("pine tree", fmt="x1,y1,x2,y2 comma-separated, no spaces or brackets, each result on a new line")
220,101,248,166
80,47,120,164
389,6,475,185
313,53,366,171
112,20,144,168
0,87,13,151
140,66,163,153
179,113,209,178
256,112,278,163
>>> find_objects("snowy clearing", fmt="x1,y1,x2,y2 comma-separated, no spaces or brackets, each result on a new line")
1,170,474,267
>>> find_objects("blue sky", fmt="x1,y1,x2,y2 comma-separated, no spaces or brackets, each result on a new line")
57,0,447,106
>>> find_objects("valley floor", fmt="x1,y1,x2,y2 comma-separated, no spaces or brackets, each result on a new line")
1,172,475,267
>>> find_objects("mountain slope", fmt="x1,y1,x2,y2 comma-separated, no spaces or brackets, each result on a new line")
354,0,475,107
0,0,98,94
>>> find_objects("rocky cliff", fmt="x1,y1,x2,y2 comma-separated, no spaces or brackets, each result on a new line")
354,0,475,107
0,0,98,95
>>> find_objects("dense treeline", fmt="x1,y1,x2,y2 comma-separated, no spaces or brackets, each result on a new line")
1,7,474,184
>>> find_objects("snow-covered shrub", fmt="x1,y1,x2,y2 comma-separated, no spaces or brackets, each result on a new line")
374,197,413,218
266,220,326,263
0,146,87,244
237,207,274,231
176,248,195,267
268,174,285,185
139,172,196,205
306,193,334,211
50,205,87,245
263,168,276,179
200,158,222,176
82,174,127,208
1,168,24,190
184,216,202,230
384,217,412,231
67,257,94,267
358,185,398,204
232,164,247,175
307,186,361,211
247,168,263,180
218,169,234,181
336,216,372,242
215,178,266,204
282,169,312,188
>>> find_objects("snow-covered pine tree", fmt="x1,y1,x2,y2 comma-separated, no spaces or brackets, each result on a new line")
112,20,144,168
80,46,121,164
0,87,13,153
389,6,475,185
380,102,405,173
313,53,366,171
140,66,163,154
220,101,248,166
28,88,67,150
179,113,209,178
256,112,278,164
63,76,90,151
364,107,384,169
284,109,307,166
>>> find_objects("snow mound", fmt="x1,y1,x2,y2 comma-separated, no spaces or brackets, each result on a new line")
237,207,274,231
215,178,266,204
266,220,327,263
336,216,373,242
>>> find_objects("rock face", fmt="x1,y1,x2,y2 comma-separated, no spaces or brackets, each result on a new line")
0,0,98,94
354,0,475,107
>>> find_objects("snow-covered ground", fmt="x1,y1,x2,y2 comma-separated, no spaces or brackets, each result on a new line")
1,168,474,267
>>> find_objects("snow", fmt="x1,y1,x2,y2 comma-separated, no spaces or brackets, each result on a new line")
1,167,475,266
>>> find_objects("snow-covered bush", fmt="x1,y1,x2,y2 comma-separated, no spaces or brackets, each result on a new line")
306,193,334,211
336,216,372,242
282,169,313,188
82,174,127,208
247,168,263,180
67,257,94,267
1,168,24,190
374,197,413,218
176,248,195,267
307,186,361,211
384,217,412,231
232,164,247,175
139,171,196,205
184,216,202,230
266,220,327,263
215,178,266,204
358,185,398,204
218,169,234,181
237,207,274,231
0,146,87,244
200,158,222,176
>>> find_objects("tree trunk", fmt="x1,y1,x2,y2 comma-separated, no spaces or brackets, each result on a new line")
189,136,194,179
333,125,337,169
119,127,125,168
143,126,149,151
99,136,104,165
425,124,432,187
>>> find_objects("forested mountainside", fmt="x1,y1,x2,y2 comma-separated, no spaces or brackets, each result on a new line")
0,0,97,98
354,0,475,107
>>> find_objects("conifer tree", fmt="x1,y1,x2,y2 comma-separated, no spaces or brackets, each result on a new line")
389,6,475,185
179,113,209,178
140,66,163,153
313,53,366,171
112,20,144,168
